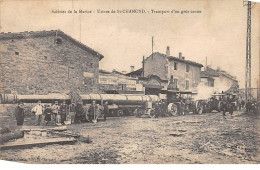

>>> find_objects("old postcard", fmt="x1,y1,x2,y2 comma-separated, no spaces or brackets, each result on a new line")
0,0,259,164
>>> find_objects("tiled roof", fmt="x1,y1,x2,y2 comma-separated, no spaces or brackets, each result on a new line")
0,30,104,60
200,71,215,79
202,66,238,82
147,52,203,67
99,69,111,74
112,70,125,75
201,67,220,77
125,68,143,76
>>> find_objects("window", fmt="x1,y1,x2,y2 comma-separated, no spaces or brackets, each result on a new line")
170,75,173,80
174,78,178,87
186,65,190,72
185,80,189,90
174,62,178,70
15,52,19,55
55,37,62,45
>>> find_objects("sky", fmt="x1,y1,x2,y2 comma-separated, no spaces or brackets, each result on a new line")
0,0,259,88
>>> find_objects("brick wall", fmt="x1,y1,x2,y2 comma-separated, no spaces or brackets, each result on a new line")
0,35,100,95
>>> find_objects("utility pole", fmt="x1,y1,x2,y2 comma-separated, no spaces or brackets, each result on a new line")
152,36,154,60
243,0,255,100
205,57,207,69
142,56,145,77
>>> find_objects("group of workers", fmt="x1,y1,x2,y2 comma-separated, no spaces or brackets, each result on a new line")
245,99,259,114
13,96,259,126
14,100,109,126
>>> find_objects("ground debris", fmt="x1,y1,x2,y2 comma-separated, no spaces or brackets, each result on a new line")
169,132,184,137
0,127,10,134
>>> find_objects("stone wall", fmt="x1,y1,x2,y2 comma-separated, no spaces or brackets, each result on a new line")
168,60,201,91
0,35,100,95
143,52,201,92
144,53,168,80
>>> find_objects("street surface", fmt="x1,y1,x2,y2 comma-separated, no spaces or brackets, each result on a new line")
0,111,259,164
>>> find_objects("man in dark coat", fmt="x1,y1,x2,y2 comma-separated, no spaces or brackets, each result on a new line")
103,101,109,121
75,103,84,123
246,100,252,113
154,102,160,118
59,101,68,124
69,102,76,124
14,102,25,126
44,104,52,126
88,101,98,122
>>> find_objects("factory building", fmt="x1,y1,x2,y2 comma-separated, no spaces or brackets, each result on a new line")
0,30,104,95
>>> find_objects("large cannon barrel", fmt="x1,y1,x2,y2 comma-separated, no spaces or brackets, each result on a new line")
80,94,159,105
0,93,159,105
0,93,70,104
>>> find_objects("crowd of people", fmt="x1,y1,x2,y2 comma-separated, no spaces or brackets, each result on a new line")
14,100,109,126
245,99,259,114
12,97,259,126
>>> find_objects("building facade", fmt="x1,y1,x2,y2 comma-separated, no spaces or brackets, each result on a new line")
0,30,104,95
200,71,215,87
143,51,203,93
99,70,144,94
201,66,239,93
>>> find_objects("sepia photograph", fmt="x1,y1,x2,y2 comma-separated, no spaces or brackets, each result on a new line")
0,0,259,165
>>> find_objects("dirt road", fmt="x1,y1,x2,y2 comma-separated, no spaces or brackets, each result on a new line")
0,111,259,164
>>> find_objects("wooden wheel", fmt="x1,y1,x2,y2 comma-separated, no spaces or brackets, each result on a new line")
117,109,124,117
168,103,178,116
195,101,203,114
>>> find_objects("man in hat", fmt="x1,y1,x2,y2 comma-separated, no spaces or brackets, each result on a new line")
32,100,44,126
154,101,160,118
103,101,109,121
44,104,52,126
68,102,76,124
14,102,25,126
75,102,84,124
88,100,98,122
52,101,60,125
60,101,68,125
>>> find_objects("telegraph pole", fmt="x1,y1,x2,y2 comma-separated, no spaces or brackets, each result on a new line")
244,0,255,100
152,36,154,60
142,56,145,77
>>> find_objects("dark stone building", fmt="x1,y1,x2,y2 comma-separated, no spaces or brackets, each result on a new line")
0,30,104,95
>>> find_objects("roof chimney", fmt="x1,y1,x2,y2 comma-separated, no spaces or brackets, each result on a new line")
179,52,182,59
130,66,135,72
166,46,170,56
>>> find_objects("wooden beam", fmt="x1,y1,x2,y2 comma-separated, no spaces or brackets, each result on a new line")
21,126,67,132
0,131,24,144
0,138,77,150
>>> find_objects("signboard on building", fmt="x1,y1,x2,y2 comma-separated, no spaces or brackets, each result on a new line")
99,75,118,85
83,72,94,78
